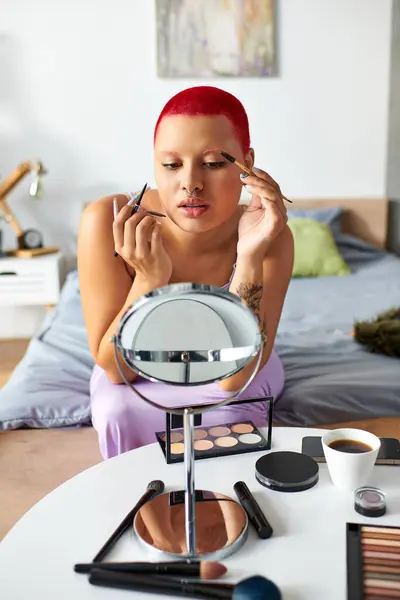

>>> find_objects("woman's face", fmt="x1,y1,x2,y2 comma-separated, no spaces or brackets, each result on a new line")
154,114,253,233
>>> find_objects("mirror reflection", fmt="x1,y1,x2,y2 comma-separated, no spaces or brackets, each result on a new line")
135,491,247,557
116,286,261,385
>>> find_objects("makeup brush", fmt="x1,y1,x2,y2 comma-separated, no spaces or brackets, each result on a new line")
130,186,166,217
220,151,293,204
91,480,165,563
74,560,227,580
113,185,166,256
127,185,166,217
113,197,119,257
143,209,166,218
128,181,148,216
89,570,282,600
126,185,149,206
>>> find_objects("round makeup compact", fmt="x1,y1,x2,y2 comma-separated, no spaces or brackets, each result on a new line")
354,486,386,517
255,451,319,493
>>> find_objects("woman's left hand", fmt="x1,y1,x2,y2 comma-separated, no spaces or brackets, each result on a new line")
237,167,288,260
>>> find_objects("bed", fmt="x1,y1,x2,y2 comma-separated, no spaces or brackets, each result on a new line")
0,197,399,431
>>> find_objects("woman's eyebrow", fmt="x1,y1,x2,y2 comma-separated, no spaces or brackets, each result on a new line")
158,150,180,156
202,148,222,154
157,148,222,156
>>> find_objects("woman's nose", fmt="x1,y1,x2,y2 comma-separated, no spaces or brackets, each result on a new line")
180,167,203,195
183,184,201,195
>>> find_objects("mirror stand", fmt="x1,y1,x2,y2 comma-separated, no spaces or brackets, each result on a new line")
183,408,196,556
112,283,265,560
133,404,249,560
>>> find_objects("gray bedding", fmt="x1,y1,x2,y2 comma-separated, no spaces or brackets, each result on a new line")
0,231,399,430
275,240,400,425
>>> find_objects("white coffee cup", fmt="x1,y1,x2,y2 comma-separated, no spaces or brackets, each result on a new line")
322,428,380,491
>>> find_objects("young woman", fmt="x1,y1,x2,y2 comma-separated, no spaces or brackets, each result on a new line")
78,85,294,459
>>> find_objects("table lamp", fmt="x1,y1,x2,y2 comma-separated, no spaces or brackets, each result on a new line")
112,282,263,560
0,161,59,257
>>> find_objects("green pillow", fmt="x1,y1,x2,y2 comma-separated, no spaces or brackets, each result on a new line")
288,218,351,277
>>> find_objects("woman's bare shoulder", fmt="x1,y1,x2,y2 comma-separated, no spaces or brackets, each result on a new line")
83,193,128,219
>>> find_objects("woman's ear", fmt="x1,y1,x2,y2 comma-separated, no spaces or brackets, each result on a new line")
245,148,255,170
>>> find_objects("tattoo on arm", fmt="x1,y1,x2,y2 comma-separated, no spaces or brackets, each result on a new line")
236,283,267,345
236,283,263,314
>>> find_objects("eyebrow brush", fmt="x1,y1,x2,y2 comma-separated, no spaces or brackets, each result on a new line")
220,150,293,203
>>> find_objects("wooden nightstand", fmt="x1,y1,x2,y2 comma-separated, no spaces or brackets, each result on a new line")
0,252,65,338
0,252,64,309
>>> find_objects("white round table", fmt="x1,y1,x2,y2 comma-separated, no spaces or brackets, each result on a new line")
1,427,399,600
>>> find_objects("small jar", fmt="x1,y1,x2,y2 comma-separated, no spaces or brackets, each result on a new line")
354,486,386,517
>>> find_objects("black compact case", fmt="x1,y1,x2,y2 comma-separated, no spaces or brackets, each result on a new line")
255,450,319,492
155,396,273,464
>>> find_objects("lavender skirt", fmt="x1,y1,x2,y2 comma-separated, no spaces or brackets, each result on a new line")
90,348,285,459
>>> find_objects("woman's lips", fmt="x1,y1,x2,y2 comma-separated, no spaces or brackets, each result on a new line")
178,200,209,218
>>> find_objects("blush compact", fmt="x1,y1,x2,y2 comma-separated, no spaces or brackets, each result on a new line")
155,396,273,464
255,450,319,492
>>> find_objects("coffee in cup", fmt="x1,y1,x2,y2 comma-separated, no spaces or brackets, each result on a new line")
322,428,380,491
327,439,373,453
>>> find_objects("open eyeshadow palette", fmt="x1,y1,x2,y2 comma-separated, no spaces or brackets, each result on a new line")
155,396,273,464
347,522,400,599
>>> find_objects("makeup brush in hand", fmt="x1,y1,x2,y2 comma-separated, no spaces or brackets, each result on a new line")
220,150,293,204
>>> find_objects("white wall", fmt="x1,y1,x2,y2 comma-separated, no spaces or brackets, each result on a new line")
0,0,393,263
387,0,400,255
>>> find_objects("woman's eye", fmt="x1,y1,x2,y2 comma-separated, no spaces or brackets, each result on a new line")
162,161,226,170
204,161,226,169
162,163,181,170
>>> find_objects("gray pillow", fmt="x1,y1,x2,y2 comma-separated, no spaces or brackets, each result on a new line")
0,269,94,430
288,206,385,269
288,206,343,235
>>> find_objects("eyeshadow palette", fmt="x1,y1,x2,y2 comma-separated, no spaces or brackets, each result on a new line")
347,522,400,599
155,396,273,464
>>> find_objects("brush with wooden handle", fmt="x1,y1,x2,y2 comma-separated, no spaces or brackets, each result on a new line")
220,151,293,203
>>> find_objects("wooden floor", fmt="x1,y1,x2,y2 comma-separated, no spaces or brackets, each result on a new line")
1,339,400,542
0,339,102,540
0,339,30,388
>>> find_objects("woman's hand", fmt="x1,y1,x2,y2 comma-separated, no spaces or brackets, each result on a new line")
237,167,288,260
113,200,172,284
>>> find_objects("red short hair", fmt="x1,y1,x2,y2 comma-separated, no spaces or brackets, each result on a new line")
154,86,250,154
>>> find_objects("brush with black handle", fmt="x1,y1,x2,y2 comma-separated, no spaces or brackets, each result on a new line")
74,560,227,580
91,479,164,563
89,569,282,600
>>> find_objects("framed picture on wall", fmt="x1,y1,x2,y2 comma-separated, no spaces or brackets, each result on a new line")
156,0,276,78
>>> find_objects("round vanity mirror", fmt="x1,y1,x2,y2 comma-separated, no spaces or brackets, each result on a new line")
114,282,262,413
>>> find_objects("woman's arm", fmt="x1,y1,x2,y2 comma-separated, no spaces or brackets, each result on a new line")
218,225,294,392
77,196,169,384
